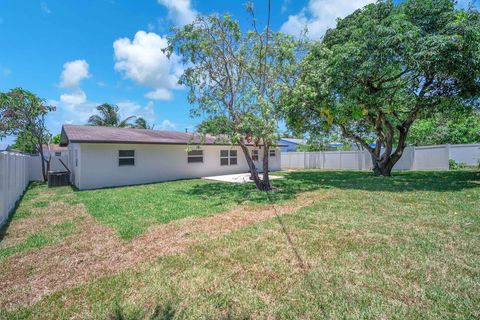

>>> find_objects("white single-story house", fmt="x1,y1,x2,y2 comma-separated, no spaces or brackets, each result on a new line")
60,125,282,190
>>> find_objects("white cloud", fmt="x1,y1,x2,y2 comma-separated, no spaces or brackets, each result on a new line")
1,66,11,77
280,0,374,39
53,60,96,126
145,88,173,100
60,60,90,88
281,0,291,13
117,100,157,122
50,97,98,125
40,2,51,14
113,31,182,100
60,90,87,105
50,98,158,130
157,0,197,26
158,119,176,130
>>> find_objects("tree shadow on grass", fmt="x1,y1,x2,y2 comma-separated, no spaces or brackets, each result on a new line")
184,170,480,205
281,170,480,192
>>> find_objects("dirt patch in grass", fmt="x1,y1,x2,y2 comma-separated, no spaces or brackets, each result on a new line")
0,190,322,309
0,202,80,248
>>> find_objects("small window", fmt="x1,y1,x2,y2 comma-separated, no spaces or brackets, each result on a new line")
55,151,62,157
119,150,135,166
252,149,259,161
220,150,238,166
269,149,276,157
220,150,229,166
229,150,237,165
75,149,78,167
188,150,203,163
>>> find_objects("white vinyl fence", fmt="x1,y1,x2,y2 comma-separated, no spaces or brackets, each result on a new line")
449,144,480,165
0,152,31,227
282,144,480,170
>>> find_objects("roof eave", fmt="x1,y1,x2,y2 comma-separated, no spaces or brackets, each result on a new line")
59,126,70,147
69,140,286,147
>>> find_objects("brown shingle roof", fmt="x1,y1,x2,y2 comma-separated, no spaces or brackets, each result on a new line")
42,144,68,152
60,125,222,146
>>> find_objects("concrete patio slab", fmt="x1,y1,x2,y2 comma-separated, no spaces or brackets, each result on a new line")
203,172,284,184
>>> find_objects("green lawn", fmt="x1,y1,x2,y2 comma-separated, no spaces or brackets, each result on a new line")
72,170,480,240
73,178,282,240
1,170,479,319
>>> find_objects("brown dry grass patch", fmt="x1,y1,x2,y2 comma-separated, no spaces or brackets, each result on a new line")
0,202,80,248
0,190,321,309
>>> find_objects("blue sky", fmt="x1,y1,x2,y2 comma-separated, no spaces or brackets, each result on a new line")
0,0,476,144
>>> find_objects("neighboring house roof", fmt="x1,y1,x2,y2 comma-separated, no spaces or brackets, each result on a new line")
42,144,68,152
278,138,307,145
0,143,9,151
60,125,285,147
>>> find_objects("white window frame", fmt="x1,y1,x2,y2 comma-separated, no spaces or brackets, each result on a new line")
55,151,62,157
220,150,238,166
187,149,204,163
269,149,276,157
118,150,135,166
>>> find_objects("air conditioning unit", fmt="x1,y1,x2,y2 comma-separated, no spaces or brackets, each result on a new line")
48,171,70,187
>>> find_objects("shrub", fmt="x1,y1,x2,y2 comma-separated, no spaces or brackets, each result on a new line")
449,159,466,170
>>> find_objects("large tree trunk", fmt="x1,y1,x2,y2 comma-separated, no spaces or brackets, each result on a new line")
239,142,271,191
37,143,48,182
340,113,412,177
371,154,397,176
261,144,271,191
368,127,409,177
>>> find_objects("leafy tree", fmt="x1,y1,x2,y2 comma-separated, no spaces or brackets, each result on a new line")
133,117,155,130
11,131,40,153
87,103,136,128
407,112,480,145
279,130,304,139
51,133,61,144
197,116,231,136
167,9,299,191
285,0,480,176
0,88,55,181
296,139,326,152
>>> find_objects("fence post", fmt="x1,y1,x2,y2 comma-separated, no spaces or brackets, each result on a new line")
446,144,451,170
0,153,4,225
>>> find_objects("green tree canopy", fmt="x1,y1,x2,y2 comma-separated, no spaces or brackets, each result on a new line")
11,130,51,154
87,103,136,128
51,133,61,144
0,88,55,180
285,0,480,176
133,117,155,130
196,116,231,136
167,10,299,191
407,111,480,145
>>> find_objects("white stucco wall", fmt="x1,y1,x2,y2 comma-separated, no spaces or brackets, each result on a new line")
71,143,281,190
69,143,81,187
